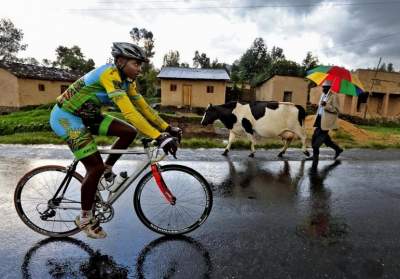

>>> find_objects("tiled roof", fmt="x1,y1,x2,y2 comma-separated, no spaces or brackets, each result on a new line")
0,61,80,82
158,67,230,81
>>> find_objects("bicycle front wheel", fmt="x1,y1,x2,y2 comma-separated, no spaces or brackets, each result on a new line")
134,164,213,235
14,165,83,237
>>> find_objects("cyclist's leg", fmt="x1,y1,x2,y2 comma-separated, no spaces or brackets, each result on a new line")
97,115,137,167
80,152,104,211
50,105,106,238
78,152,107,238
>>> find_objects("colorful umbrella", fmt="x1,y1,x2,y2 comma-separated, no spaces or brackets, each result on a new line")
306,65,365,96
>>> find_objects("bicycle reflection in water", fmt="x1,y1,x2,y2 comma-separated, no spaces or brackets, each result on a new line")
21,236,212,279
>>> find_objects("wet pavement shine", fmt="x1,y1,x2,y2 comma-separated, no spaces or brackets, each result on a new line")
0,145,400,278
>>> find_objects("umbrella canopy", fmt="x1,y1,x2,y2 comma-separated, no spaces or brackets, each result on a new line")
306,66,365,96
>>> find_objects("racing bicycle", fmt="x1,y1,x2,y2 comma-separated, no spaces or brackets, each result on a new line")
14,138,213,237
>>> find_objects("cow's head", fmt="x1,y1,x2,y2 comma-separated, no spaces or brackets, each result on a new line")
201,104,219,126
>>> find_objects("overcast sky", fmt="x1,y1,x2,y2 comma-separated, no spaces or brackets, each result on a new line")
2,0,400,71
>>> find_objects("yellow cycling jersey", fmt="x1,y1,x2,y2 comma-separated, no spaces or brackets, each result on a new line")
57,64,168,139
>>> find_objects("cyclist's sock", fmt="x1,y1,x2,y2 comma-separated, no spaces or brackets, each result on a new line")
80,210,92,226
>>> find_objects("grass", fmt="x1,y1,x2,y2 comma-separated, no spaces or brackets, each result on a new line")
359,125,400,135
1,107,400,149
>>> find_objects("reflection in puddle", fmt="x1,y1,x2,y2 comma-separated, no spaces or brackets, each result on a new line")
21,237,129,279
21,236,211,279
296,160,349,244
217,158,348,244
136,236,212,279
218,158,305,203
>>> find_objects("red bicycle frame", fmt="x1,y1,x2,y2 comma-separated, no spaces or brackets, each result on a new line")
151,164,176,205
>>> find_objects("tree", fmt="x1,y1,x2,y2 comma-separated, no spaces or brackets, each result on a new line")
193,51,211,68
41,58,53,67
54,45,95,73
210,58,226,69
0,18,27,61
270,59,302,76
163,50,181,67
237,38,271,84
387,63,394,72
129,27,155,59
302,51,319,74
20,57,39,65
379,62,387,72
129,27,158,96
271,46,285,62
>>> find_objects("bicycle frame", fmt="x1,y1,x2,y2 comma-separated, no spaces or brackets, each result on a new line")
97,148,152,205
52,141,172,212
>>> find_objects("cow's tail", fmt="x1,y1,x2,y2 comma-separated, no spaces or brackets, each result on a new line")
295,105,306,127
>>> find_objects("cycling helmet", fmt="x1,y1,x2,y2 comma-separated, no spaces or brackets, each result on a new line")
111,42,149,63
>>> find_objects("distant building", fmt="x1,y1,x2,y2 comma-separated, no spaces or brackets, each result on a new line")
310,69,400,118
157,67,230,108
255,75,308,108
0,61,79,112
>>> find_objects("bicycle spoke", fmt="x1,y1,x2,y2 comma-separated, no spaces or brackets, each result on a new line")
16,167,82,236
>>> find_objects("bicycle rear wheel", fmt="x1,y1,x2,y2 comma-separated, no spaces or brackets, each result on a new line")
134,164,213,235
14,165,83,237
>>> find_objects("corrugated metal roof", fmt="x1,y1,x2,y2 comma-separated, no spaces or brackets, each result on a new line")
157,67,230,81
0,61,80,82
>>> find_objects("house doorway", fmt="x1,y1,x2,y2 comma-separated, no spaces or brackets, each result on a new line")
182,85,192,107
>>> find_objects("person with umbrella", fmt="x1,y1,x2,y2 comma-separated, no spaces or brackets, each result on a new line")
306,65,365,164
308,79,343,164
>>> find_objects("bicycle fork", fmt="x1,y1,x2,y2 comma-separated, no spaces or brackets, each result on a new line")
151,164,176,205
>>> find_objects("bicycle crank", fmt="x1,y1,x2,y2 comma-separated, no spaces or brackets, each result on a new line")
94,202,114,223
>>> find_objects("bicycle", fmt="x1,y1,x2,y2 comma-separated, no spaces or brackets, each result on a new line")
14,138,213,237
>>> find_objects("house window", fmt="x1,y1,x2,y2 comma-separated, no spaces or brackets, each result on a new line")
283,91,292,102
38,84,45,91
170,84,177,91
61,85,69,93
207,86,214,93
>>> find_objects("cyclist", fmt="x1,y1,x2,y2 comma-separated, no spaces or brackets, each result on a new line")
50,42,182,239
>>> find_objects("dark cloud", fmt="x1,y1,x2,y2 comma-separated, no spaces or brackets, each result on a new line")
235,0,400,68
71,0,400,69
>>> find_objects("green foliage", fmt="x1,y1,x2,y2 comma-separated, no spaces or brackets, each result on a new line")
340,114,400,127
193,51,211,68
333,128,354,141
0,18,27,61
54,45,95,74
163,50,181,67
136,67,159,97
270,59,303,77
0,132,62,144
0,109,51,135
302,51,319,74
231,39,319,86
130,27,155,59
359,125,400,135
238,38,271,83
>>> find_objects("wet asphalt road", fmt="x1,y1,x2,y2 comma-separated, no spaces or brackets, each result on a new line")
0,145,400,279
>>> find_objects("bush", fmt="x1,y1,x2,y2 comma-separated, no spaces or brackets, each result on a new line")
339,114,400,128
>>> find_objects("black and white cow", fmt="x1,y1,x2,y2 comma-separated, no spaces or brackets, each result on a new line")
201,101,310,158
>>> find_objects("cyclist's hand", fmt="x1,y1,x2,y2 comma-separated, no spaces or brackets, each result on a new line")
156,133,178,158
165,126,182,143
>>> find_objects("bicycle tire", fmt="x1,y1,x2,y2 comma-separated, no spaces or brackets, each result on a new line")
14,165,84,237
134,164,213,235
